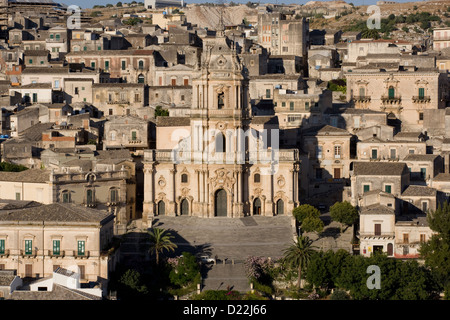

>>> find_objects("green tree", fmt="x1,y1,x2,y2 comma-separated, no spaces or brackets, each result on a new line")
148,228,177,265
119,269,148,298
361,28,380,39
169,252,200,287
106,3,113,7
155,105,169,117
0,162,28,172
293,204,320,224
402,26,409,33
329,201,359,232
301,215,324,234
283,236,316,289
419,202,450,298
330,289,350,300
116,1,122,7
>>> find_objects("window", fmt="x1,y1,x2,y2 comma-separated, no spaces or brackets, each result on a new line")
419,112,424,121
184,78,189,86
218,93,224,109
254,173,261,183
385,185,392,194
420,234,426,243
390,149,396,159
289,102,294,110
409,149,415,154
77,241,85,256
403,233,409,244
15,193,21,200
131,131,137,141
110,188,118,202
371,149,378,159
374,224,381,236
363,185,370,193
32,93,37,103
98,46,101,51
104,61,109,70
266,89,271,98
334,146,341,159
181,174,188,183
29,59,33,64
55,34,60,41
305,102,310,111
215,132,225,152
109,109,113,116
0,239,4,254
181,95,185,101
418,87,425,99
55,80,60,89
139,60,144,70
25,240,33,255
316,146,323,159
388,86,395,99
138,74,145,84
50,34,54,39
83,46,87,51
53,240,60,255
62,191,70,203
420,168,426,179
86,189,94,205
359,87,365,97
281,102,286,107
121,60,126,70
74,87,79,94
171,78,176,86
91,61,96,69
422,201,428,212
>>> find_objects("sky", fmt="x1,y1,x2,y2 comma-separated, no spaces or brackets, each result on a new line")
60,0,426,10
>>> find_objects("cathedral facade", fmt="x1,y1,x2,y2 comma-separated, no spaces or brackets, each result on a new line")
142,33,300,225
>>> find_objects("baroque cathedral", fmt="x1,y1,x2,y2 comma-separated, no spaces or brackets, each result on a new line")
142,30,300,225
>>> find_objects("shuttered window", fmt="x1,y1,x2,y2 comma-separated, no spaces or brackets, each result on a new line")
25,240,32,255
374,224,381,236
77,241,85,256
53,240,60,255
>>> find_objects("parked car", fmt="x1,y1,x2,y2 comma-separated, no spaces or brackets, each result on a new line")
199,255,215,264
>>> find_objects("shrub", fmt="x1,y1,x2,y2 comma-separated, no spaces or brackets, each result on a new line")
330,289,350,300
169,252,200,288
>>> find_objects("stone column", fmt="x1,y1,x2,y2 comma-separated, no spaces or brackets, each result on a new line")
142,164,154,229
170,168,177,216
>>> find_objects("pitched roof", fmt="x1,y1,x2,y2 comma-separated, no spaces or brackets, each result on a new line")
360,204,395,215
402,185,437,197
0,169,50,183
403,154,439,162
353,162,408,176
19,122,55,141
0,199,42,210
303,124,351,136
432,173,450,182
0,203,111,223
96,149,132,160
156,116,190,127
251,116,278,125
9,283,101,300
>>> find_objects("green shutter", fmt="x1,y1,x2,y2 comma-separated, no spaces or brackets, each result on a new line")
290,102,294,110
371,149,378,159
418,88,424,99
122,60,126,70
363,185,370,193
266,89,270,98
25,240,32,255
421,168,426,179
53,240,60,255
388,87,395,99
105,61,109,70
385,185,391,194
0,239,4,254
77,241,85,256
91,62,95,68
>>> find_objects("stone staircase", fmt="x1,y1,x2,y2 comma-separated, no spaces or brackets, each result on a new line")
201,263,250,293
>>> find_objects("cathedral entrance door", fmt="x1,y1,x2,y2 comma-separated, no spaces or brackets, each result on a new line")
253,198,261,215
180,199,189,216
158,201,165,216
276,199,284,215
214,189,227,217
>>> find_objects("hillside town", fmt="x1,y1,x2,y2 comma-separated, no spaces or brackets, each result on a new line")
0,0,449,301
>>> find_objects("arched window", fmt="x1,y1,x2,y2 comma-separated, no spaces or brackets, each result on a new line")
86,189,94,205
138,60,144,70
215,132,226,153
61,191,70,203
110,188,118,203
254,173,260,183
388,86,395,99
138,74,145,84
181,174,188,183
218,92,224,109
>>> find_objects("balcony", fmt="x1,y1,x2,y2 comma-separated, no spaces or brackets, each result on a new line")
107,201,120,206
20,249,38,258
128,139,143,144
74,251,90,259
48,250,65,258
381,95,402,104
0,249,10,257
107,100,130,105
353,96,371,103
359,232,395,238
412,96,431,103
85,202,96,208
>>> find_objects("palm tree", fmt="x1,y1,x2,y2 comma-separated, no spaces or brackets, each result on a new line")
148,228,177,265
283,236,316,289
